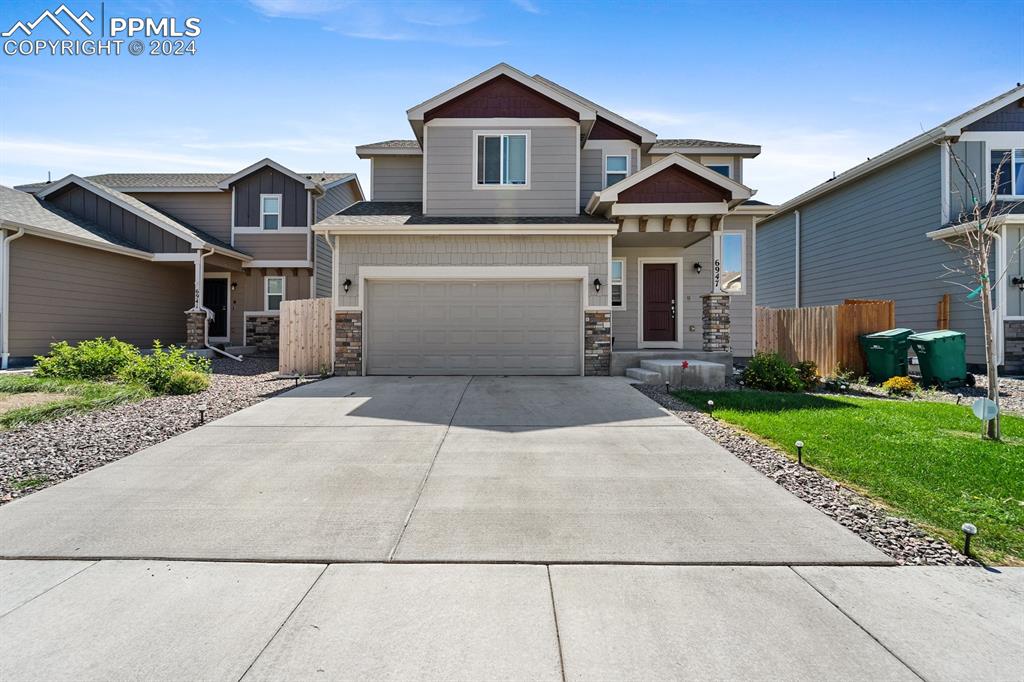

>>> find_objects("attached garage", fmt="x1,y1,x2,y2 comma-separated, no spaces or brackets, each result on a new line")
365,278,582,375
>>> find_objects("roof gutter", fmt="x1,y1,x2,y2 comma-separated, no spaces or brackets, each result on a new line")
1,227,26,369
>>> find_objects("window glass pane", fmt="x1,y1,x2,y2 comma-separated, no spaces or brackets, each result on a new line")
992,150,1013,195
266,278,283,295
610,260,623,282
1015,149,1024,195
708,165,731,177
605,172,627,187
483,136,501,184
477,136,486,183
611,284,623,307
504,135,526,184
720,233,743,293
268,294,282,311
263,213,279,230
262,196,279,213
606,156,627,172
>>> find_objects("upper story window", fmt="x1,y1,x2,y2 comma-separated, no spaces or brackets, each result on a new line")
610,259,625,308
265,276,285,311
714,231,745,295
991,149,1024,197
475,132,528,187
707,164,732,178
260,194,282,230
605,156,629,187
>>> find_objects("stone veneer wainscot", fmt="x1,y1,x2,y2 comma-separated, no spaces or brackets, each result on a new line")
335,311,363,376
702,294,731,353
585,310,611,376
245,314,280,353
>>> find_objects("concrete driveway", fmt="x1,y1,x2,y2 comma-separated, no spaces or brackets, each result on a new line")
0,375,886,564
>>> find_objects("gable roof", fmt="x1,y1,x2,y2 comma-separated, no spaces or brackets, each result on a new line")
406,63,598,142
531,74,657,145
768,83,1024,217
15,171,358,194
216,158,317,190
34,175,246,258
0,186,152,259
586,153,753,214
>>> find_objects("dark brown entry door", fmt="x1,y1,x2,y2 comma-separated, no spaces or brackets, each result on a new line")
203,278,228,338
643,263,676,342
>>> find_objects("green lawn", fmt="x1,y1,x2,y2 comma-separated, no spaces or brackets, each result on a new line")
675,389,1024,565
0,375,151,429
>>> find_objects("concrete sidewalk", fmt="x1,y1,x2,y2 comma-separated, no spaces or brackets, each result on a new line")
0,376,887,565
1,560,1020,681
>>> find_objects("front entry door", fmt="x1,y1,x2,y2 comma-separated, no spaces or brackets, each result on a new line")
203,278,228,339
643,263,677,342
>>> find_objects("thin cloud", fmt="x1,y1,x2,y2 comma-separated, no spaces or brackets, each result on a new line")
511,0,542,14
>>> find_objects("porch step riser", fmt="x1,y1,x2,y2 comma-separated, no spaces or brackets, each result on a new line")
640,359,727,388
625,368,663,385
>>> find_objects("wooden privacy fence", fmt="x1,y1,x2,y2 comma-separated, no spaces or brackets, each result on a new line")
756,299,896,375
279,297,334,377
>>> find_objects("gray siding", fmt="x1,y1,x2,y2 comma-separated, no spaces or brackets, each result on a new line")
764,146,988,363
371,156,423,202
232,167,308,227
334,235,609,308
424,124,578,216
949,141,986,220
756,212,796,308
580,148,602,208
232,233,308,261
128,192,232,243
231,268,312,345
8,235,192,355
46,185,190,253
313,180,361,299
965,100,1024,131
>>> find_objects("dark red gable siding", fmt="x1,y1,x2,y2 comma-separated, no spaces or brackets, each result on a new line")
424,74,580,121
617,165,731,203
588,116,641,144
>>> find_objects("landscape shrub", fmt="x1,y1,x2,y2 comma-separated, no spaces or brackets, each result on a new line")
740,352,803,392
116,341,212,394
34,337,140,381
882,375,918,397
793,360,819,390
164,369,211,395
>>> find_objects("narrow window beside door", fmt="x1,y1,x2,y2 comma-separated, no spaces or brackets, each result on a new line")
265,276,285,311
610,258,625,308
714,231,745,294
260,194,282,230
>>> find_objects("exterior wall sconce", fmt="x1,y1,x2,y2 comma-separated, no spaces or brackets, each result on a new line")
593,278,602,293
343,278,352,293
230,282,238,291
693,262,703,275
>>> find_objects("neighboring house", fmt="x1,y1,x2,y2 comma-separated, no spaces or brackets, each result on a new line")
0,159,362,366
315,63,774,376
756,85,1024,373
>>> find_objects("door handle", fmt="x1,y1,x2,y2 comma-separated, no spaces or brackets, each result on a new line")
671,299,676,319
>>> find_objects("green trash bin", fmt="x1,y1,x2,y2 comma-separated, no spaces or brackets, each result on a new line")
859,328,914,382
908,330,969,389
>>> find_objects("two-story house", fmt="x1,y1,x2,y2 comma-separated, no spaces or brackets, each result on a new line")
0,159,362,366
756,85,1024,374
315,64,774,376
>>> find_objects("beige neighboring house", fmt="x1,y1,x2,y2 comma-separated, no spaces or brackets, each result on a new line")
315,63,775,377
0,159,362,367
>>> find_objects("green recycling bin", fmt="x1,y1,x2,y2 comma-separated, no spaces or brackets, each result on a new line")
859,328,914,382
908,330,969,389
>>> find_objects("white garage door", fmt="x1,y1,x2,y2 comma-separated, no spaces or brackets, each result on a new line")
366,279,581,375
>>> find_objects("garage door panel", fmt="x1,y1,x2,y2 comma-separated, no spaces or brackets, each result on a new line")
367,279,581,375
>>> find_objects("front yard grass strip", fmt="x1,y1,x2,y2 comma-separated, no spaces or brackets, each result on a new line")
0,375,151,430
674,389,1024,565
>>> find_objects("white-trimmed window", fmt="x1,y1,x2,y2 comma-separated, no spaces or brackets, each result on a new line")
475,132,528,187
713,231,746,294
610,258,625,308
260,194,282,230
264,276,285,311
707,164,732,178
991,148,1024,197
605,155,628,187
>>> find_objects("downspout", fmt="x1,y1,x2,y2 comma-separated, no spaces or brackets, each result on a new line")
194,248,243,362
1,227,26,369
794,210,801,308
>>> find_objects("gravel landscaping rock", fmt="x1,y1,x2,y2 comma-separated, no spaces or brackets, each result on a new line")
853,373,1024,416
0,357,319,504
635,383,979,567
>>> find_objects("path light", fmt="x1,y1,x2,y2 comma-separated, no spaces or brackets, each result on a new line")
961,523,977,556
665,381,671,394
956,393,964,405
197,403,207,424
707,399,714,417
796,440,804,466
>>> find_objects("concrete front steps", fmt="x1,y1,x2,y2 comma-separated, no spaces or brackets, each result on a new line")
626,359,727,388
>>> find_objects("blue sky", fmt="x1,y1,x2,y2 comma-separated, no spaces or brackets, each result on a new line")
1,0,1021,202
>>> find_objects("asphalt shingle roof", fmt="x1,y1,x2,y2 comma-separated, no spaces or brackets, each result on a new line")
356,140,422,150
317,201,616,227
0,185,140,251
16,172,356,193
651,138,759,150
